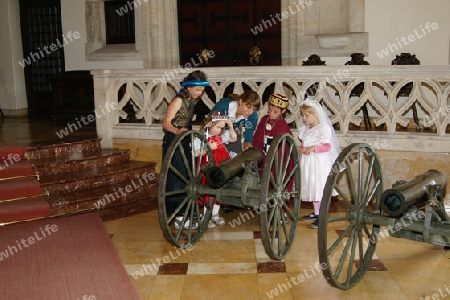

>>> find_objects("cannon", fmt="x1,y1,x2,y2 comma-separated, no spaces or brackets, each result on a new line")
158,130,301,260
318,143,450,289
204,147,264,189
380,169,447,217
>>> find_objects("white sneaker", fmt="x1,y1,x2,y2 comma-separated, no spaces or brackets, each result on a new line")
283,212,289,224
211,215,225,226
207,220,216,228
174,218,198,229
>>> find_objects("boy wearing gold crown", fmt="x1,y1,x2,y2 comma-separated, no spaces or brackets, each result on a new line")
253,94,293,154
253,94,294,222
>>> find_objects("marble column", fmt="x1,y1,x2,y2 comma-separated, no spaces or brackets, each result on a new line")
281,0,307,66
85,1,105,55
348,0,365,32
139,0,179,68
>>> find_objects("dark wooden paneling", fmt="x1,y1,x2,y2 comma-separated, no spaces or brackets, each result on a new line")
20,0,65,117
104,0,135,44
178,0,281,67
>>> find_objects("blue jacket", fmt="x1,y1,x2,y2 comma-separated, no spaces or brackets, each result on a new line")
211,98,258,144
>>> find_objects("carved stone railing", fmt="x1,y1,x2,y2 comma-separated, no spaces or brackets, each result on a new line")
91,66,450,152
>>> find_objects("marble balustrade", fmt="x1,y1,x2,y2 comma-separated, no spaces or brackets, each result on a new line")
91,65,450,153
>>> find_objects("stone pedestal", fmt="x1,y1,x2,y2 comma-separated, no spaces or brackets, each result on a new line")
282,0,368,63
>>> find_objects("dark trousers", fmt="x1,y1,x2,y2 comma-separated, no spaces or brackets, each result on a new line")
162,131,192,216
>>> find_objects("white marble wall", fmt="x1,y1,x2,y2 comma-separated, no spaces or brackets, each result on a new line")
297,0,368,58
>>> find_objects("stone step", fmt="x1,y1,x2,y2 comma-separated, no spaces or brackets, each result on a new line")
47,174,159,215
0,177,43,201
0,195,51,224
0,135,160,223
98,196,159,222
29,149,131,176
39,161,156,195
25,136,101,160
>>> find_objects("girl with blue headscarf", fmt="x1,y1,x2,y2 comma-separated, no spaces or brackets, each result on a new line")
162,70,209,229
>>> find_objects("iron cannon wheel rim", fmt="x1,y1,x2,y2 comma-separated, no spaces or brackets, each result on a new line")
158,130,215,247
318,143,383,289
260,134,301,260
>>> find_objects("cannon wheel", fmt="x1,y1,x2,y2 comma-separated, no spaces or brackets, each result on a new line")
318,143,383,289
260,134,301,260
158,130,215,248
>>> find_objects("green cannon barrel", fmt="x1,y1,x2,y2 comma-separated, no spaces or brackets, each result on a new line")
380,169,447,218
205,147,264,189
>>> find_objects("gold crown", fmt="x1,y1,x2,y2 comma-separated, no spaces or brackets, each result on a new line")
268,94,289,109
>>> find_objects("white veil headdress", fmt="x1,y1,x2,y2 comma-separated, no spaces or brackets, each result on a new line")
298,97,341,165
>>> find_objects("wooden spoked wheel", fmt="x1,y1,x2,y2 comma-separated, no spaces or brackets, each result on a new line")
260,134,301,260
318,143,383,289
158,130,215,247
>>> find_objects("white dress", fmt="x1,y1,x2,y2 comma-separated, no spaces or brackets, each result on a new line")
299,123,335,202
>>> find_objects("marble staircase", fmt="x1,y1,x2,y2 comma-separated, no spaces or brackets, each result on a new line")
21,136,158,222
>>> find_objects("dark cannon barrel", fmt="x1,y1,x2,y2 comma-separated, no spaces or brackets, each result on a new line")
205,147,264,189
380,169,447,217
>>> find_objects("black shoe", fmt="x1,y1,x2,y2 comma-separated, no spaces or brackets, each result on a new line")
222,207,234,214
302,213,318,221
309,218,319,229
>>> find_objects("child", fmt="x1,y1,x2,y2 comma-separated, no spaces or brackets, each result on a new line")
210,90,260,213
298,97,340,229
253,94,292,155
211,90,261,156
253,94,294,222
194,111,237,227
162,70,209,229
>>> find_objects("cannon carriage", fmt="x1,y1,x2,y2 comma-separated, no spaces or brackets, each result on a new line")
318,143,450,290
158,130,301,260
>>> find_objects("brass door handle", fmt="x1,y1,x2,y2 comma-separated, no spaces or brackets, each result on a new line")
199,48,211,66
249,46,262,65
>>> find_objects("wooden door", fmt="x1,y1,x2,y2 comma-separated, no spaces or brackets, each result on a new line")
178,0,281,67
19,0,65,117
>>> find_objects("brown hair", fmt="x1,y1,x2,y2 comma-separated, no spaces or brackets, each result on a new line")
200,110,227,135
228,90,261,110
179,70,208,100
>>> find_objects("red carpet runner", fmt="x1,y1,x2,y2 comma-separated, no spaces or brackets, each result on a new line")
0,142,51,223
0,212,141,299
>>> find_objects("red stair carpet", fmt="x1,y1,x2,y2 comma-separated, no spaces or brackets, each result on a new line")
0,212,141,299
0,142,51,224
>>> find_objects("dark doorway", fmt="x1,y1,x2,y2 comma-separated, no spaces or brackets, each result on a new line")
178,0,281,67
19,0,65,117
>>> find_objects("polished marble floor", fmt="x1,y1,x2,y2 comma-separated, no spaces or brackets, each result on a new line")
107,209,450,300
0,117,97,145
2,117,450,300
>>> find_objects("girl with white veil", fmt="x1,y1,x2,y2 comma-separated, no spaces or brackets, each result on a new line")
298,97,341,228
